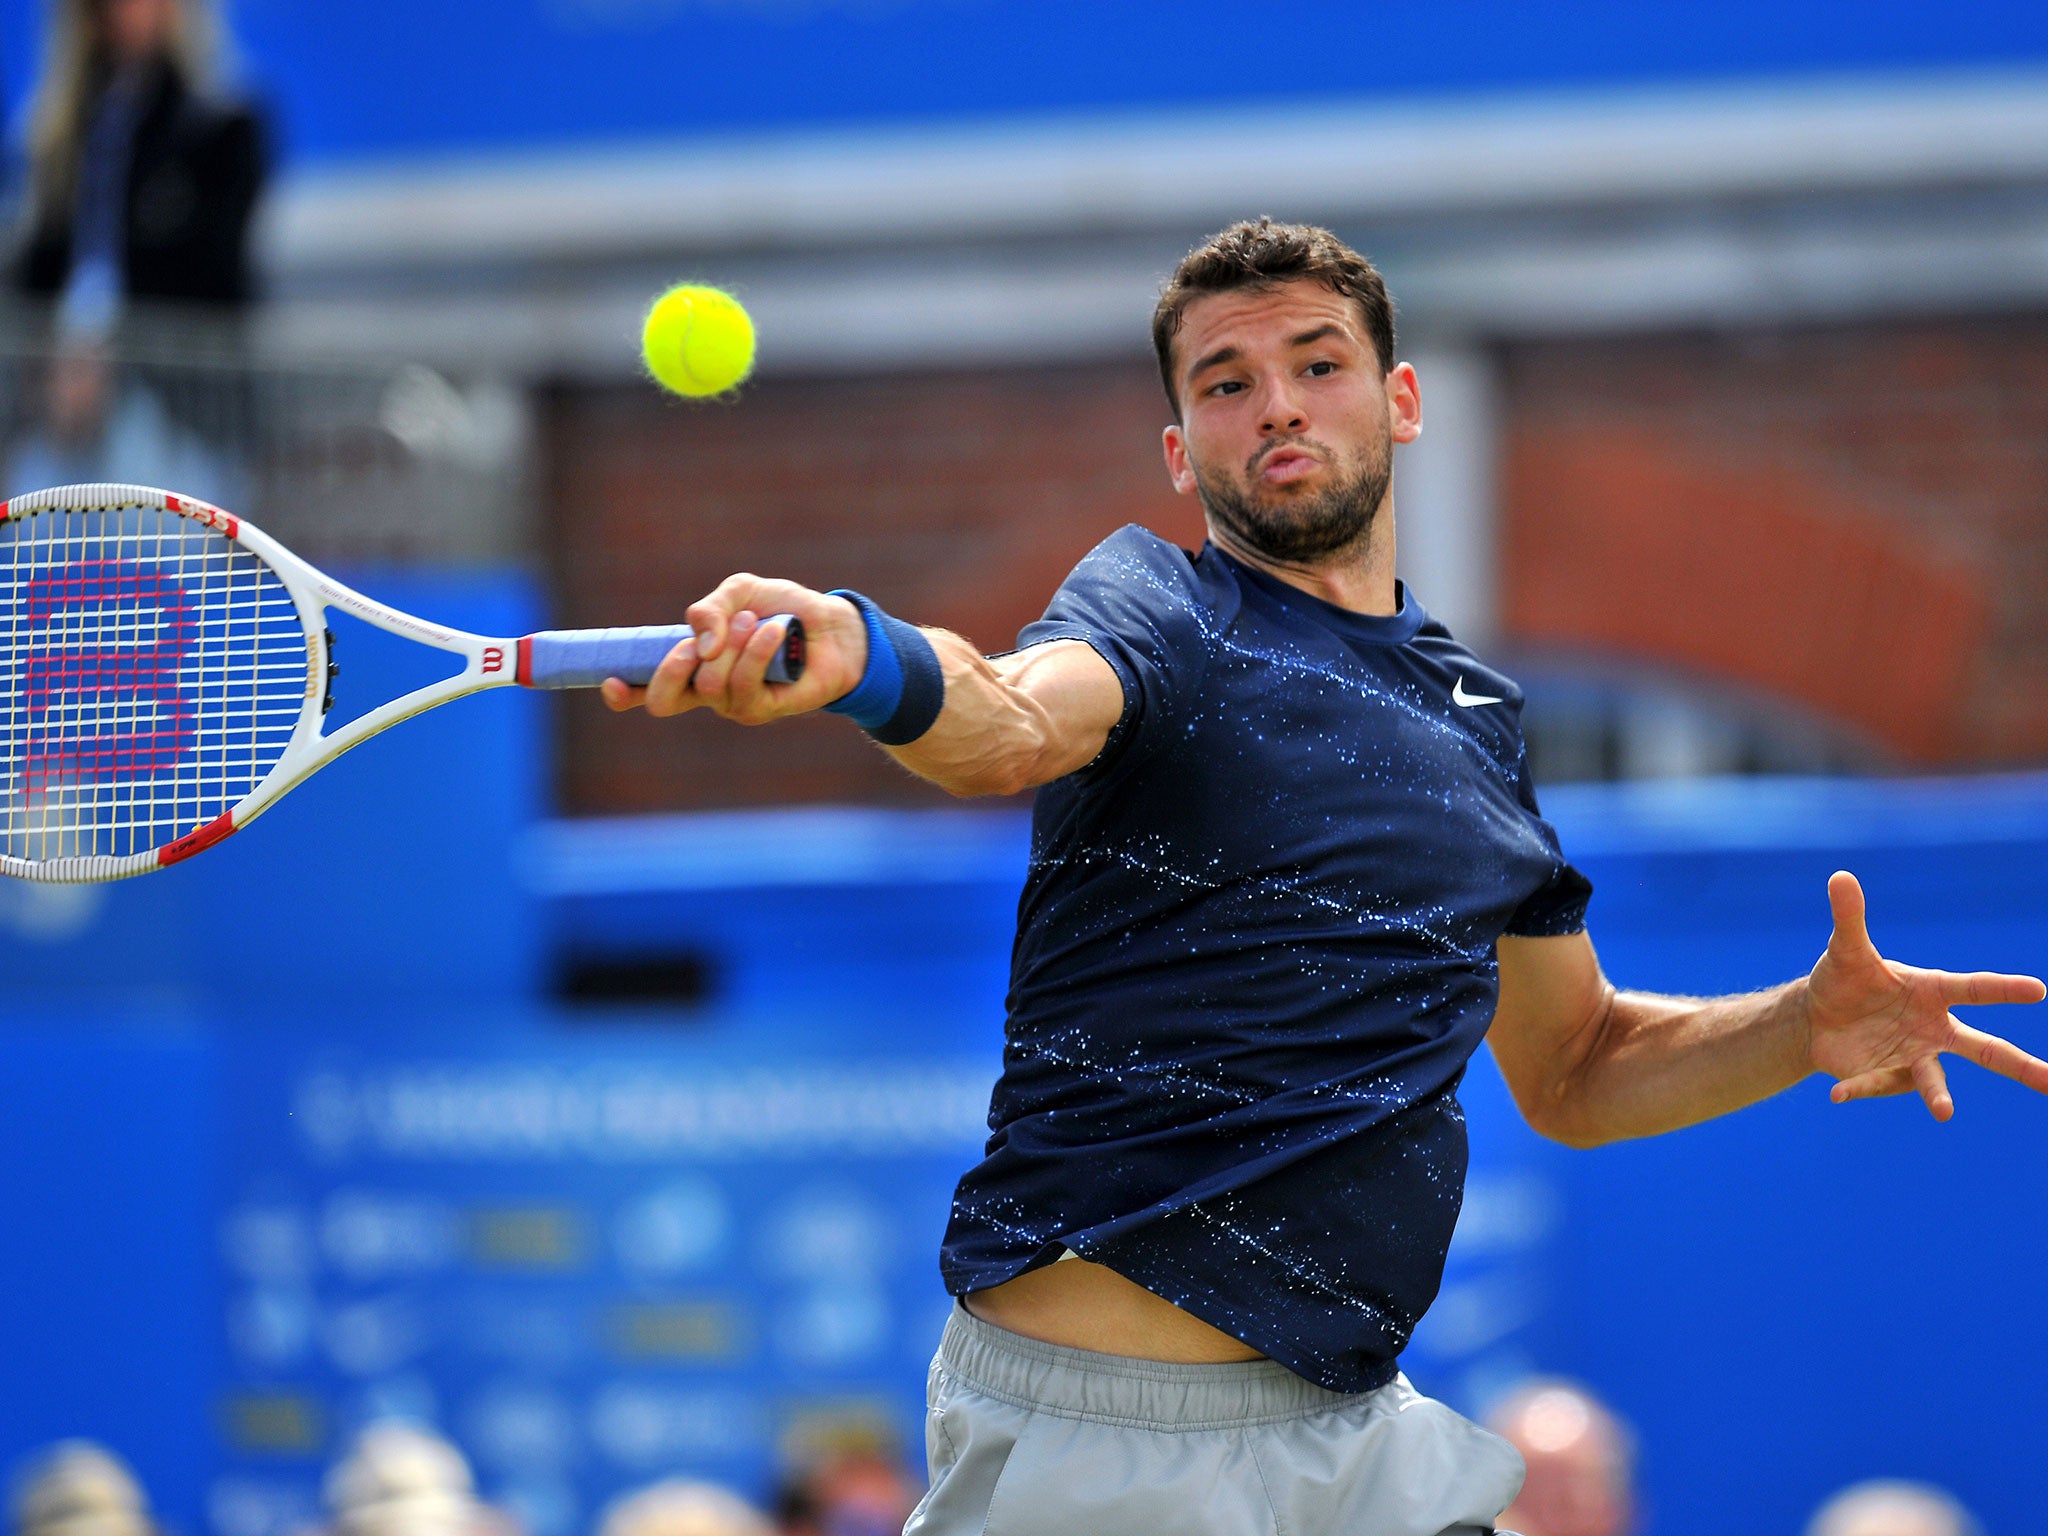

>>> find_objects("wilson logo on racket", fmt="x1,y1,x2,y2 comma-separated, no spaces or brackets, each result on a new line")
22,560,197,789
0,484,805,884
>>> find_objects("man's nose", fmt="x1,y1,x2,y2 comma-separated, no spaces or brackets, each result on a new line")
1255,374,1306,435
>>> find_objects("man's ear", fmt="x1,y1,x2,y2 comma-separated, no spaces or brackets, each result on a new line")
1163,423,1199,496
1387,362,1422,445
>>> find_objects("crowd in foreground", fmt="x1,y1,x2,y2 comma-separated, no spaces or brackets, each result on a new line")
1488,1379,1984,1536
4,1379,1988,1536
6,1422,917,1536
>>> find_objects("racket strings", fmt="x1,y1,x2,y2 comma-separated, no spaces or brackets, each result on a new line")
0,502,306,867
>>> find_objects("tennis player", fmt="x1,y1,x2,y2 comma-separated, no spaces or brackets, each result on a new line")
604,220,2048,1536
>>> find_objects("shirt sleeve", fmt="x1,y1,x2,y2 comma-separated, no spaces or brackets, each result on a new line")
1015,525,1214,776
1503,762,1594,937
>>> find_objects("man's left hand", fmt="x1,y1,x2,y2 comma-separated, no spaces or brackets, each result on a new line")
1807,870,2048,1120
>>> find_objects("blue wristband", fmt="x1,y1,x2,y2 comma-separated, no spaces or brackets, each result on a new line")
822,590,945,745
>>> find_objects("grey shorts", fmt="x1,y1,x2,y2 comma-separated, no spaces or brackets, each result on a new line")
905,1304,1525,1536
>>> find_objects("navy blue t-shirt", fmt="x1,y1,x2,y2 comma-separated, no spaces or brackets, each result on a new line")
938,526,1591,1392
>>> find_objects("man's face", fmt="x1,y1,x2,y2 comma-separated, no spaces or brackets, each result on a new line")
1162,279,1419,566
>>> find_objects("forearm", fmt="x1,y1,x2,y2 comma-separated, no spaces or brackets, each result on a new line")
1496,877,2048,1145
869,631,1113,797
1545,979,1814,1147
875,631,1062,797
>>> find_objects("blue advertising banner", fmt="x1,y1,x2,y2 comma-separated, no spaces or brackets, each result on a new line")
209,1006,1000,1536
6,1,2048,170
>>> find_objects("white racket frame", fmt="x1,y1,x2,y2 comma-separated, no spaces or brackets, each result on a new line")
2,483,538,883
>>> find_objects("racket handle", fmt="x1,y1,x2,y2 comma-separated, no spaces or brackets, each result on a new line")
517,617,805,689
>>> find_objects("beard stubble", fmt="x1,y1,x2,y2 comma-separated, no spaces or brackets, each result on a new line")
1193,429,1392,566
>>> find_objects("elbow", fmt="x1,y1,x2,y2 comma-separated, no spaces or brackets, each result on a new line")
1503,979,1626,1151
1509,1082,1616,1151
1534,1113,1615,1152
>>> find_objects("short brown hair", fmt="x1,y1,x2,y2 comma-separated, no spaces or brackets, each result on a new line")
1151,219,1396,415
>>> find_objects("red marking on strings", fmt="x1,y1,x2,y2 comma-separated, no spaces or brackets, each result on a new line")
516,635,534,687
22,560,197,788
158,810,235,866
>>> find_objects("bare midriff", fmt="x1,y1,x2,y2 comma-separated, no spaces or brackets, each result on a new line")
964,1255,1265,1363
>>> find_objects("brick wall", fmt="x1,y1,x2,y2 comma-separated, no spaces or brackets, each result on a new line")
542,316,2048,813
542,362,1198,813
1500,317,2048,767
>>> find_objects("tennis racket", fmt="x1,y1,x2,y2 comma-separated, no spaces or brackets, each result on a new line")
0,482,804,882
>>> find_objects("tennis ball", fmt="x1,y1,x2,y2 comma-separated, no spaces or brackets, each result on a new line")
641,284,756,397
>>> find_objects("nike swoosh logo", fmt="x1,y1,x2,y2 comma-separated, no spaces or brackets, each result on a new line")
1452,677,1504,707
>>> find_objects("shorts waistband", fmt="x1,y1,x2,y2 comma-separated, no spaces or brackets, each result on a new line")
937,1303,1395,1431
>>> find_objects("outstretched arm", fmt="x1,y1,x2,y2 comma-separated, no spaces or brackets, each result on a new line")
597,574,1124,797
1488,871,2048,1148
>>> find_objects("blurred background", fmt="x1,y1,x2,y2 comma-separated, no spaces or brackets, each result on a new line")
4,3,2048,1535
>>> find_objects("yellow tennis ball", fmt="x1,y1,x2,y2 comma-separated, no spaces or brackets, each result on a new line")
641,284,756,397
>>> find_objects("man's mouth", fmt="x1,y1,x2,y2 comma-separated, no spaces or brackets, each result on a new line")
1257,447,1321,485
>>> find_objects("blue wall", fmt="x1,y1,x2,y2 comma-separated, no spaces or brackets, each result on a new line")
7,2,2048,170
0,1022,218,1520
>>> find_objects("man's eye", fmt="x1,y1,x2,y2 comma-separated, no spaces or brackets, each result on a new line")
1211,380,1245,396
1306,360,1336,377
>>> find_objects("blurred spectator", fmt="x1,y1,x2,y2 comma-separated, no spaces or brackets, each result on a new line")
597,1480,775,1536
1486,1378,1636,1536
324,1424,514,1536
1806,1480,1983,1536
771,1449,918,1536
13,0,266,327
5,0,267,500
8,1442,153,1536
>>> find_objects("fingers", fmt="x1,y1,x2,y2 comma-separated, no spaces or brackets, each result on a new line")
684,573,765,664
1938,969,2048,1007
1911,1054,1954,1121
647,573,858,725
1830,1066,1912,1104
688,608,758,712
1825,870,1872,956
642,635,702,718
687,572,812,664
687,610,797,725
596,617,788,723
1948,1021,2048,1096
724,615,794,723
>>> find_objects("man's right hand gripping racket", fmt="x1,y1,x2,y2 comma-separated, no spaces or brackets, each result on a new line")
0,483,804,882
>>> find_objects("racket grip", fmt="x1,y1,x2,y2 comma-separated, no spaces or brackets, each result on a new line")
518,617,805,689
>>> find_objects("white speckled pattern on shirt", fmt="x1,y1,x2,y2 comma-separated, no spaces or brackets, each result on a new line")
940,526,1590,1391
